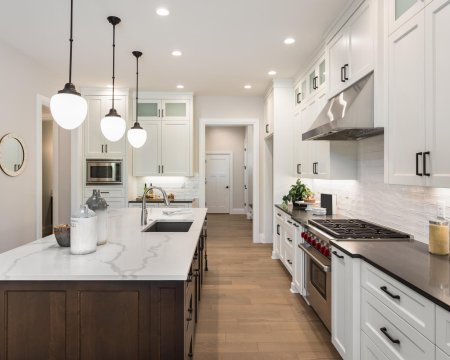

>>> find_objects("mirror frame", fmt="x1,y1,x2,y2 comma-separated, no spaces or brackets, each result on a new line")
0,133,27,177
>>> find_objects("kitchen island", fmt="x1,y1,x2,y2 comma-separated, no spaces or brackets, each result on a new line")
0,208,207,360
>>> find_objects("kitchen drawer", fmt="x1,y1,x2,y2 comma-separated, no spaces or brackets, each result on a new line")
275,208,290,222
284,245,294,275
184,317,194,360
85,187,125,198
436,306,450,357
361,330,390,360
438,347,450,360
284,230,295,250
361,289,435,360
361,261,435,341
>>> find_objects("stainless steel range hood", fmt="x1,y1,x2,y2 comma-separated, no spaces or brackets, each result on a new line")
302,72,383,141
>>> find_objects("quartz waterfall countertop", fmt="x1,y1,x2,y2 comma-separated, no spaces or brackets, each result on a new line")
0,208,207,281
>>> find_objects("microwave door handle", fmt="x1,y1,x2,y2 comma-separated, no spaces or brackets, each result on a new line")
298,244,331,272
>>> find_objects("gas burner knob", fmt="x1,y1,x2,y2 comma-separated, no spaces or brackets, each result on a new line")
311,239,316,246
316,242,322,251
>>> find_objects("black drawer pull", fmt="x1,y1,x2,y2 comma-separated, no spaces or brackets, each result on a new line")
287,260,293,265
287,220,292,224
188,352,193,358
344,64,349,80
380,327,400,344
186,307,193,321
423,151,431,176
332,251,344,259
276,224,280,236
287,238,293,242
186,273,193,283
416,152,423,176
341,66,345,82
380,286,400,300
277,213,281,217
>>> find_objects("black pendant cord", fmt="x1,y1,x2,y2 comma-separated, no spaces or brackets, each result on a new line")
135,54,139,124
112,22,116,109
68,0,74,84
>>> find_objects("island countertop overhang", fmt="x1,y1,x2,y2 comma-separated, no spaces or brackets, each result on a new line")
0,208,207,281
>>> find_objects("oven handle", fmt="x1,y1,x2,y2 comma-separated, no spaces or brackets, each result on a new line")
298,244,331,272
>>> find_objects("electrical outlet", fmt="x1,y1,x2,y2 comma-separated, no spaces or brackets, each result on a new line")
437,201,446,219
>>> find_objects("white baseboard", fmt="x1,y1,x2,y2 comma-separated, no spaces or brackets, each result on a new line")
230,208,246,215
290,282,299,294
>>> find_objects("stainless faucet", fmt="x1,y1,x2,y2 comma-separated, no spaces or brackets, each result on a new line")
141,186,171,225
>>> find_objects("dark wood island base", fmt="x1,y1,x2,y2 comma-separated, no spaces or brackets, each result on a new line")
0,231,206,360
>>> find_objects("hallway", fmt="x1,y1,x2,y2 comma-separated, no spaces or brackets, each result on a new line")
195,214,341,360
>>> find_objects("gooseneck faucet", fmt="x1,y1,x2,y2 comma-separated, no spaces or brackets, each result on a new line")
141,186,171,226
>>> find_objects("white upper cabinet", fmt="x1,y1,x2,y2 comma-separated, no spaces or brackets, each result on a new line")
264,89,274,136
83,94,127,158
389,0,432,34
328,0,376,98
388,12,426,186
132,93,193,177
388,0,450,188
425,0,450,187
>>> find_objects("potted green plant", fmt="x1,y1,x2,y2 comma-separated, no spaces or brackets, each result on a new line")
282,179,313,208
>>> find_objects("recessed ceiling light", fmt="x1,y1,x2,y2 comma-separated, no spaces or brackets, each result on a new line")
171,50,182,57
284,37,296,45
268,70,277,76
156,8,170,16
176,85,184,89
244,85,252,89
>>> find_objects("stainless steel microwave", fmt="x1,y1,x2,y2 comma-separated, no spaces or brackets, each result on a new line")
86,159,123,185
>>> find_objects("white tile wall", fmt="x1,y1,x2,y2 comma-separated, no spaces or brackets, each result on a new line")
303,135,450,243
134,175,200,200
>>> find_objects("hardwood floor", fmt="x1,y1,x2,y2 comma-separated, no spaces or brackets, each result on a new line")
195,214,341,360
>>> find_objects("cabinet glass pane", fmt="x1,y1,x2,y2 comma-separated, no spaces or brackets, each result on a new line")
165,103,186,117
138,102,158,117
319,60,326,85
309,71,316,93
395,0,417,20
301,80,307,100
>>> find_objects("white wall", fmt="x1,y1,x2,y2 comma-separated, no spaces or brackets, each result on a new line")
0,39,66,253
205,126,246,211
303,135,450,244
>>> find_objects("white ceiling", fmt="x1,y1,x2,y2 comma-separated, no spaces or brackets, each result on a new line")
0,0,352,96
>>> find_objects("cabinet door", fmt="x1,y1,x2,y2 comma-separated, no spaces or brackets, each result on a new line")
265,91,274,135
137,99,161,121
84,96,105,157
310,92,330,179
425,0,450,188
318,58,327,90
389,0,427,34
309,68,318,95
132,122,161,176
361,331,390,360
328,31,349,96
293,226,306,295
388,13,426,186
161,100,190,121
299,104,314,177
293,112,303,176
102,96,126,157
348,0,375,83
161,121,190,176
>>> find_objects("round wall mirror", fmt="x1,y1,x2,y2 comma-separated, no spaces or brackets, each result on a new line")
0,133,26,177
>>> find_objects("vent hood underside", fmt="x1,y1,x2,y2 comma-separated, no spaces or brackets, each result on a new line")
302,72,383,141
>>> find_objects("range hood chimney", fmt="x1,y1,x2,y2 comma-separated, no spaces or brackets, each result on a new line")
302,72,383,141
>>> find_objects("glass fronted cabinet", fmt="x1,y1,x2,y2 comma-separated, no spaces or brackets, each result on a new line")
137,99,160,120
389,0,430,33
162,100,189,120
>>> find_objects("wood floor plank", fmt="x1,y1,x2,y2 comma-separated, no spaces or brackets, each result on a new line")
195,214,341,359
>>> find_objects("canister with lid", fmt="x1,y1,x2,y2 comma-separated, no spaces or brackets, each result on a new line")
428,218,449,255
86,189,109,245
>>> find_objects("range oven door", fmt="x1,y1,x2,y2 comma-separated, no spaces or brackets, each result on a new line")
298,243,332,332
86,160,123,185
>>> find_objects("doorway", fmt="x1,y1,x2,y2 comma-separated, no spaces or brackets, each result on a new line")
42,106,54,236
205,153,232,213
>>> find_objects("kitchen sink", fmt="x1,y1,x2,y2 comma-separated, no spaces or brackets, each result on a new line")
142,221,193,233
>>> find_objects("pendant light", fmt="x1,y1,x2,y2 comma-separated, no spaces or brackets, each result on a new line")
127,51,147,148
50,0,87,130
100,16,126,142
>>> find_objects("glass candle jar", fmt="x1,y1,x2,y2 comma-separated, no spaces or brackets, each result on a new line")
429,218,449,255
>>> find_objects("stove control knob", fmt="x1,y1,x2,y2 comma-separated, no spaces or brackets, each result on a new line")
311,239,316,246
324,248,330,257
316,242,321,251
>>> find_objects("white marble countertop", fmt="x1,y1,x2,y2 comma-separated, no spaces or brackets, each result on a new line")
0,208,207,281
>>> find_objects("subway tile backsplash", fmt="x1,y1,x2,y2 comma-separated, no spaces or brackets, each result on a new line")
134,175,200,200
302,135,450,243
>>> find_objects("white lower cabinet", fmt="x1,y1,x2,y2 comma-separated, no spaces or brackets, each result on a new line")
361,289,435,360
436,306,450,357
293,222,306,295
361,331,390,360
331,246,360,360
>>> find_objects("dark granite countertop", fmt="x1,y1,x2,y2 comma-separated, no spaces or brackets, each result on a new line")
129,198,194,203
274,204,347,226
275,204,450,311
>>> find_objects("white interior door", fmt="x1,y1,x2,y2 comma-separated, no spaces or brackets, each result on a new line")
206,154,231,213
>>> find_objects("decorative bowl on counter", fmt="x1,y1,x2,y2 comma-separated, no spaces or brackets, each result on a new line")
54,224,71,247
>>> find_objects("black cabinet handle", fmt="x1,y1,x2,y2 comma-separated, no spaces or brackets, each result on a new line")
416,152,423,176
158,165,161,173
276,224,280,235
277,213,281,217
294,223,299,228
101,144,104,153
186,307,193,321
297,163,302,174
287,260,293,265
105,144,108,153
341,66,345,82
380,327,400,344
314,76,319,89
287,220,292,224
332,251,344,259
158,109,160,117
287,238,293,243
423,151,430,176
313,162,316,174
380,286,400,300
344,64,349,80
161,109,164,117
100,191,110,194
161,165,164,174
296,92,302,104
266,124,269,133
315,162,319,174
188,353,193,358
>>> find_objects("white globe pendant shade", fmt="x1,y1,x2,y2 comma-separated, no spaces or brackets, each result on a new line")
50,90,87,130
100,109,126,142
127,124,147,148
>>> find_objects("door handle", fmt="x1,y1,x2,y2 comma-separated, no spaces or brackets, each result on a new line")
415,152,423,176
297,163,302,174
344,64,349,80
423,151,430,176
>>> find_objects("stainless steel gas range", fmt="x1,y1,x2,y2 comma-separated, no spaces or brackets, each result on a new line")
298,219,412,331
